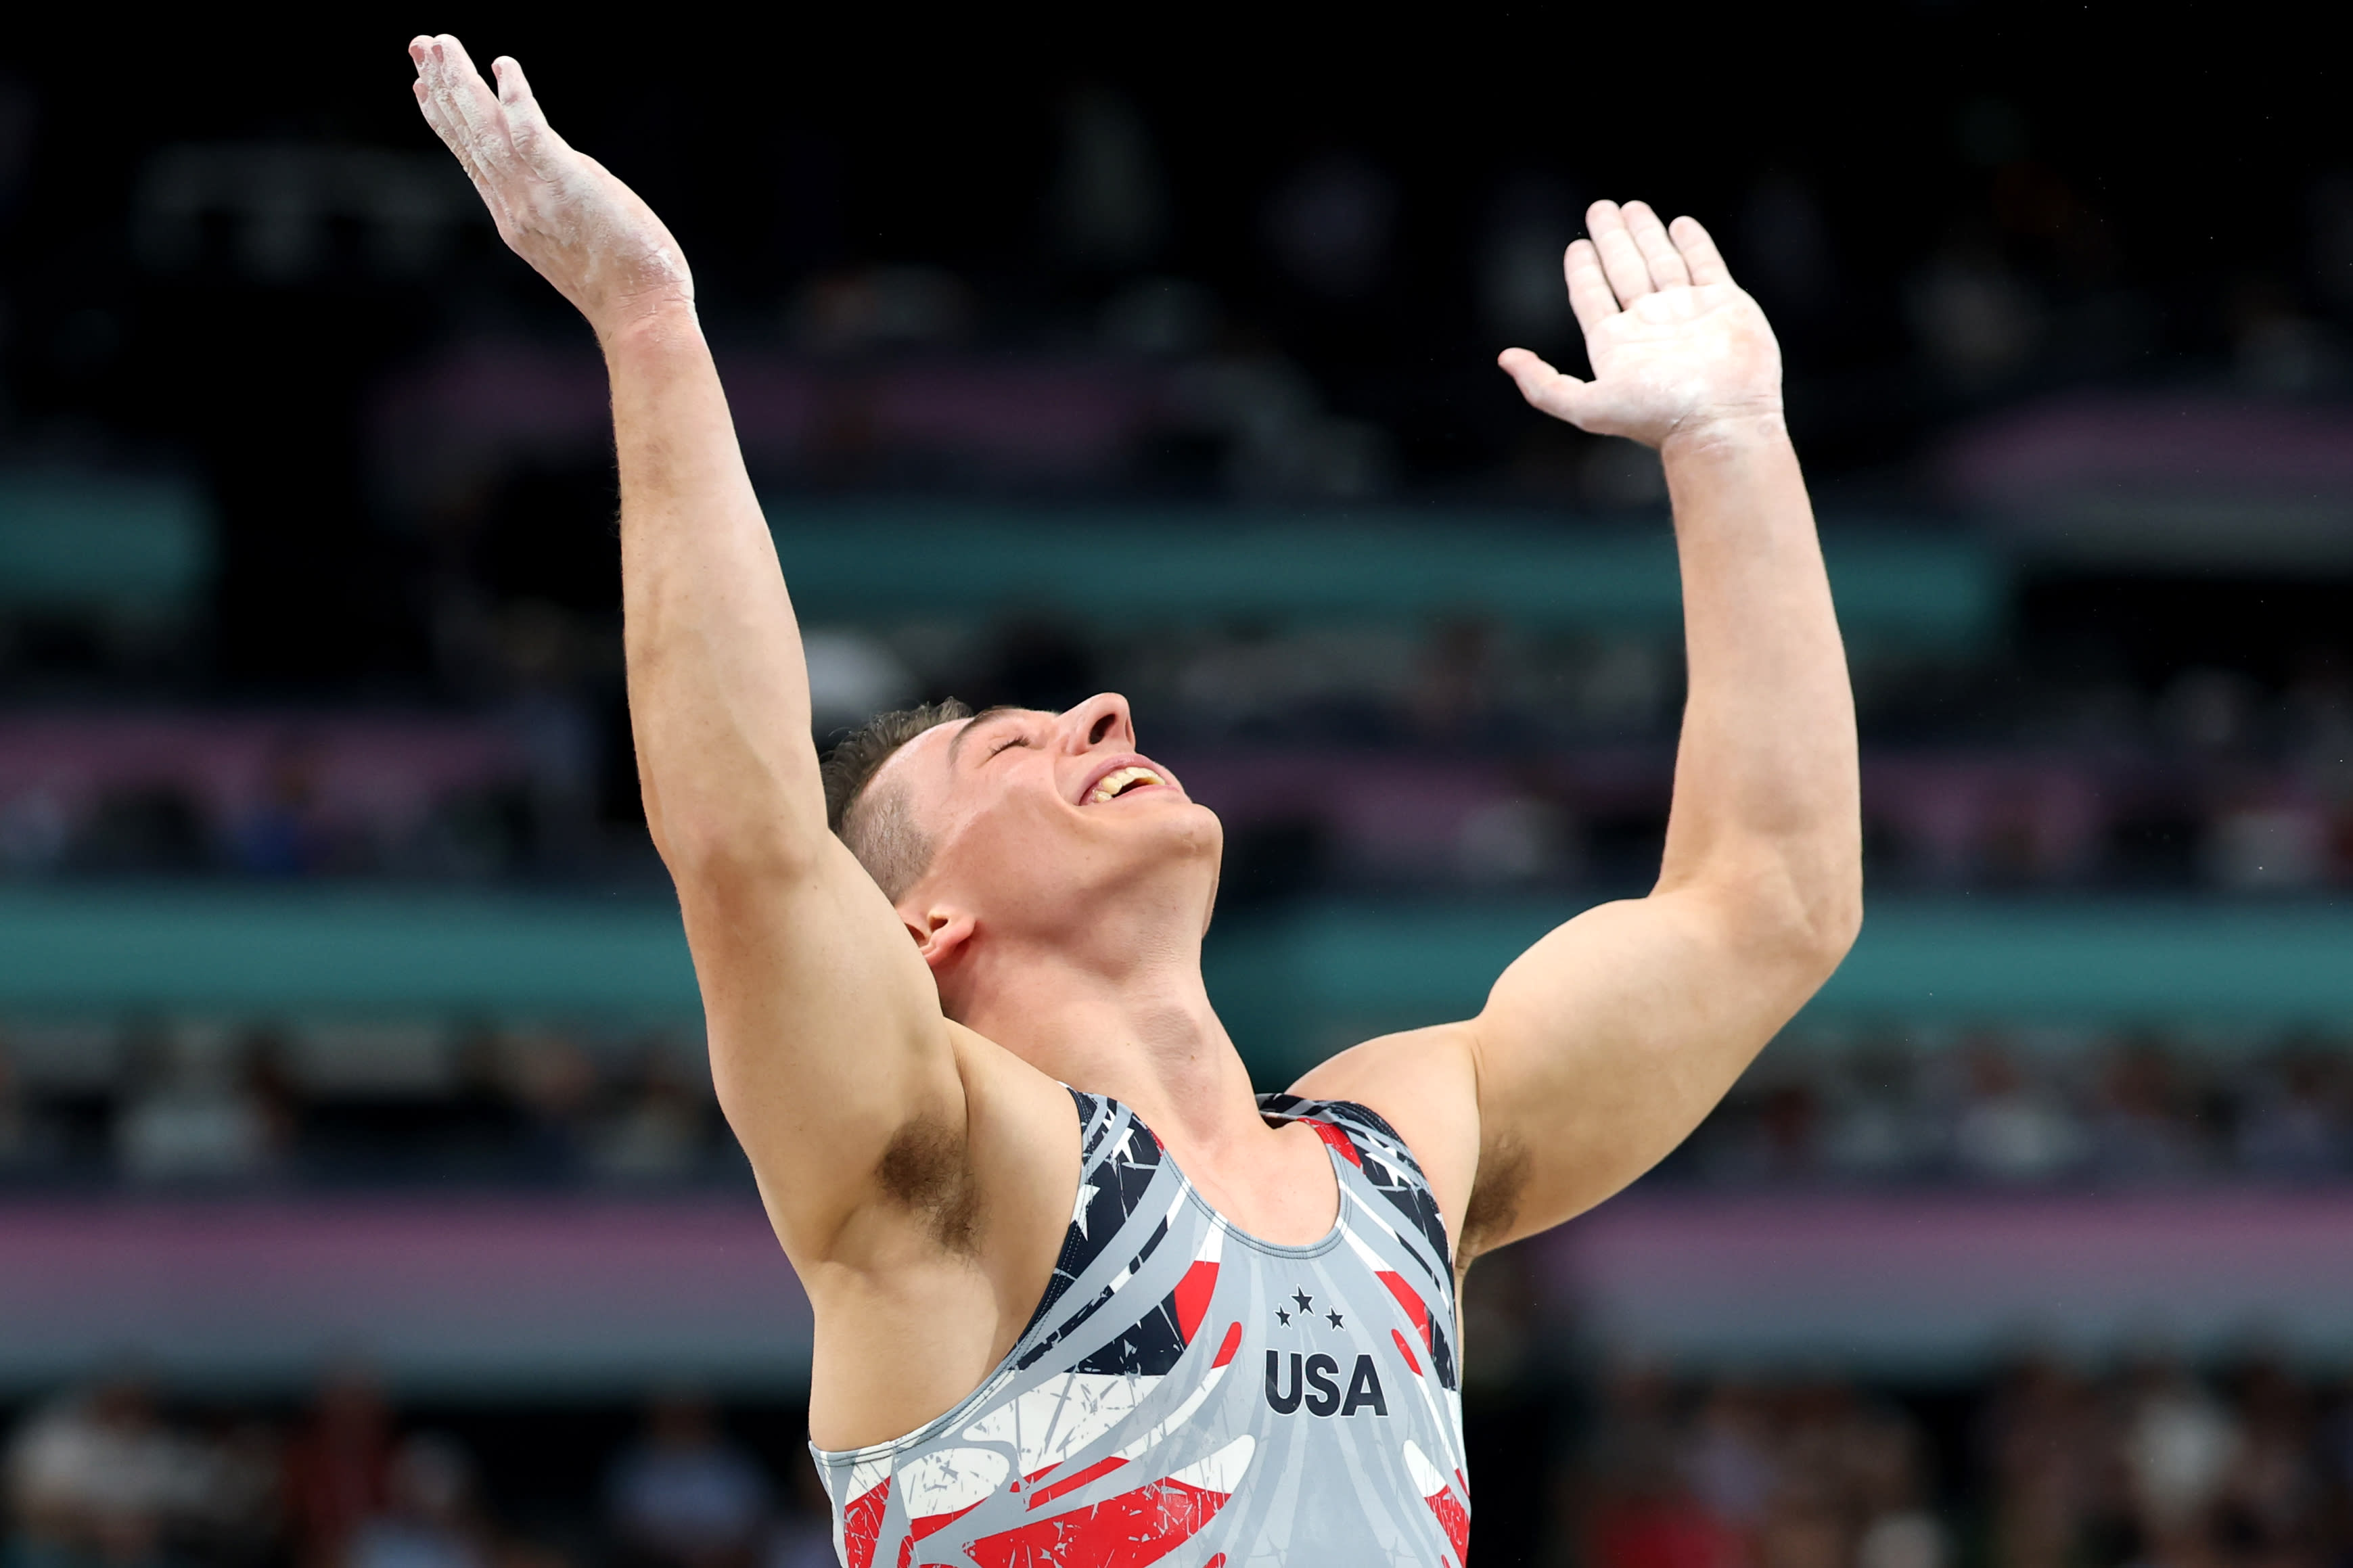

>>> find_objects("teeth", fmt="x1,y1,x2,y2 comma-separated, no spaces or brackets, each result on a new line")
1088,766,1164,804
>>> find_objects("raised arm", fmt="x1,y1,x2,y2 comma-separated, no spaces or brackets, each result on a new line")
407,38,960,1267
1297,201,1860,1262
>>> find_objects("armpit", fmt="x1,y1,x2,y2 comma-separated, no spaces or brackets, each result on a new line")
875,1116,982,1257
1459,1132,1530,1262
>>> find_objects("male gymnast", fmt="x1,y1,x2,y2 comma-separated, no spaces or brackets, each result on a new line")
410,34,1860,1565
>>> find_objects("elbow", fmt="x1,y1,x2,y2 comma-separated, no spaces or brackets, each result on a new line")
1779,847,1863,984
1806,870,1864,976
1698,840,1862,988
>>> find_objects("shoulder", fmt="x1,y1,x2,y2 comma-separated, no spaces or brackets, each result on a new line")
1278,1021,1483,1261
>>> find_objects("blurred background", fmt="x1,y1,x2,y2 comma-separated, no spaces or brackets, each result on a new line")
5,7,2353,1566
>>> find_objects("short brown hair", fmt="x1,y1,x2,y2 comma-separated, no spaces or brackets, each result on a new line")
821,699,971,901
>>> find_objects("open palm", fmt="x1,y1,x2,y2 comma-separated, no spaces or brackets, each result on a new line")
409,34,691,338
1499,201,1782,450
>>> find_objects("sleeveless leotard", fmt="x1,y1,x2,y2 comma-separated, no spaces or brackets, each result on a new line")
808,1088,1469,1567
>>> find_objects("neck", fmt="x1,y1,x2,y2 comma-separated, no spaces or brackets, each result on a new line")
950,925,1264,1157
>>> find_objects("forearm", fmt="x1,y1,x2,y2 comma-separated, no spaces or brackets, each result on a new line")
1654,415,1859,946
608,310,821,871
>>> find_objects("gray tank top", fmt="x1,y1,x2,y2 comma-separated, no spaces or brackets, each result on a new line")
808,1088,1469,1566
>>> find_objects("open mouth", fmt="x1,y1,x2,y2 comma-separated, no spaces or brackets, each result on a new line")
1087,765,1167,804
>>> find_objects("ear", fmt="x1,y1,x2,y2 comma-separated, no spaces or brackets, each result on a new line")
906,905,978,975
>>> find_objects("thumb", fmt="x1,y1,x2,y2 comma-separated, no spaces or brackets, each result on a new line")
1498,348,1593,428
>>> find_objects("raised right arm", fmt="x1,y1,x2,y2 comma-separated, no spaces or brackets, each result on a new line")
406,36,958,1268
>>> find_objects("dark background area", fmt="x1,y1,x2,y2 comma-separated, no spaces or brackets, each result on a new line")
5,6,2346,689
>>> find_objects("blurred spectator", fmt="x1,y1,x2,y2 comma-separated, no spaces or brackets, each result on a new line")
283,1367,394,1568
1574,1365,1738,1568
606,1393,769,1568
2217,1358,2322,1565
1821,1044,1932,1182
787,267,971,356
2237,1046,2350,1180
494,603,602,875
502,1031,598,1181
2120,1357,2241,1551
348,1435,488,1568
438,1028,532,1178
230,745,327,879
3,1375,215,1568
74,785,212,876
1,789,70,876
1908,239,2040,390
2090,1042,2209,1184
1573,1373,1946,1568
1948,1037,2085,1185
801,631,916,742
1980,1356,2099,1568
594,1047,712,1186
2206,802,2331,894
114,1025,294,1186
1682,1383,1777,1538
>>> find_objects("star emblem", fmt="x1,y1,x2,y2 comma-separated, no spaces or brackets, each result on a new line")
1292,1288,1313,1312
1275,1308,1292,1326
1327,1310,1344,1329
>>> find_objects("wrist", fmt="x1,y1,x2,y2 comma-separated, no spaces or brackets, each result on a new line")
595,298,704,361
1660,403,1789,463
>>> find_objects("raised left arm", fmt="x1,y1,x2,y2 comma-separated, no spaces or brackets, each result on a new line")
1296,200,1860,1263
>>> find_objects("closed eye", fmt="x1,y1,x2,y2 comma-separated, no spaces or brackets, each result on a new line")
988,735,1030,758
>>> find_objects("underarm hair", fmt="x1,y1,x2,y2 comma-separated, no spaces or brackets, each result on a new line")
876,1117,982,1256
1459,1133,1530,1264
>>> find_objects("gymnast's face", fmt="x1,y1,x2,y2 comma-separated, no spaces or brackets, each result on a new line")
875,693,1223,971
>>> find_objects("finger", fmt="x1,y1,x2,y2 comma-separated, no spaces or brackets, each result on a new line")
412,39,512,227
1497,348,1593,426
1563,239,1618,332
494,55,545,127
431,35,512,168
414,59,494,191
412,53,484,178
1585,200,1655,305
1622,202,1690,290
493,55,557,160
1669,214,1734,287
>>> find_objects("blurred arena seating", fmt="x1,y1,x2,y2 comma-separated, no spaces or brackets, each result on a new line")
11,471,2353,1567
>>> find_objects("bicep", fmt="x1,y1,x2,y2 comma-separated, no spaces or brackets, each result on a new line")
680,835,962,1264
1466,888,1825,1243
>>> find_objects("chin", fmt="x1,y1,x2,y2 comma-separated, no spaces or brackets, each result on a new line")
1081,804,1224,908
1161,800,1225,864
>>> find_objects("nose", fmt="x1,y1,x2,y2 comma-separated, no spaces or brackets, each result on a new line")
1061,693,1135,752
